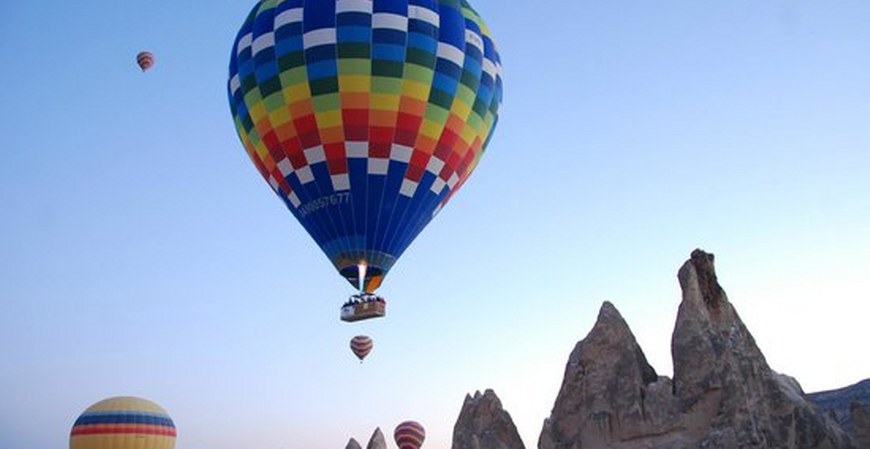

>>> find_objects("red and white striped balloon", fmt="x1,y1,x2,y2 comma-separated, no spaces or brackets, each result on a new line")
350,335,373,362
136,51,154,72
394,421,425,449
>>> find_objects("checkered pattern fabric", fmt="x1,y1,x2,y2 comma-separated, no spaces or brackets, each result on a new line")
228,0,502,292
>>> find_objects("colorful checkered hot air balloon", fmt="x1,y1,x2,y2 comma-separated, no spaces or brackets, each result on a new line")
70,396,176,449
227,0,503,297
394,420,426,449
350,334,374,361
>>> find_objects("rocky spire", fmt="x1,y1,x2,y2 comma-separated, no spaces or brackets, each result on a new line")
345,437,362,449
671,249,766,403
537,249,855,449
366,427,387,449
673,249,851,448
538,301,683,449
452,389,525,449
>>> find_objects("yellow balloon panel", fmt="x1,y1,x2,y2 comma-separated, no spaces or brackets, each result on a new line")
71,434,175,449
83,397,167,414
70,397,176,449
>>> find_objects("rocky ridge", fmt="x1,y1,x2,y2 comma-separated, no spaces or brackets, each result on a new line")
452,389,526,449
346,427,387,449
532,249,855,449
807,379,870,433
342,253,868,449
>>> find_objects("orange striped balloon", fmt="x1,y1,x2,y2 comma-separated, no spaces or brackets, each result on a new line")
350,335,373,362
394,420,425,449
136,51,154,72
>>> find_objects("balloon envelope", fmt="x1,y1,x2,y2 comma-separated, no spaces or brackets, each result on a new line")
137,51,154,71
70,396,176,449
394,420,426,449
350,334,374,360
228,0,503,292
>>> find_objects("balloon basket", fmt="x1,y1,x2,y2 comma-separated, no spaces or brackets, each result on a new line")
340,299,386,322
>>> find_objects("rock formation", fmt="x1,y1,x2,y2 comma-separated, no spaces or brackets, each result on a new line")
345,428,387,449
537,249,854,449
537,301,689,449
807,379,870,434
672,250,850,448
452,389,525,449
366,427,387,449
849,402,870,448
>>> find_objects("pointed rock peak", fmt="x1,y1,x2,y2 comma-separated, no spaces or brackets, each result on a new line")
682,248,727,310
569,301,657,382
366,427,387,449
465,390,484,405
598,300,620,319
461,388,505,415
474,389,495,399
582,301,641,352
539,299,664,449
538,249,854,449
453,388,525,449
592,300,628,331
346,438,362,449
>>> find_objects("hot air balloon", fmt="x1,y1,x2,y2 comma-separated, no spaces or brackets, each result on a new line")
70,396,176,449
394,420,426,449
227,0,503,315
350,334,374,361
137,51,155,71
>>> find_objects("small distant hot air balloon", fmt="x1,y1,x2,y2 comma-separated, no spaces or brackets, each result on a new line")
70,396,176,449
350,335,373,362
136,51,154,72
394,420,426,449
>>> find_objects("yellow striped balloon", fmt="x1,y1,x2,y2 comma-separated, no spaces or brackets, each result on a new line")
70,396,176,449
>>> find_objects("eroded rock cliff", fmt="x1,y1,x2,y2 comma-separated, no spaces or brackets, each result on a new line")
453,389,525,449
536,249,854,449
807,379,870,434
849,402,870,448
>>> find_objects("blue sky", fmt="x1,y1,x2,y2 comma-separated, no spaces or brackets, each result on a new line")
2,1,869,449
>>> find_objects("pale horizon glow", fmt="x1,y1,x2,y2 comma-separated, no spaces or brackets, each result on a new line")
2,1,870,449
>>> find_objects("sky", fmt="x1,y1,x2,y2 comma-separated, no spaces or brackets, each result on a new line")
1,1,869,448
